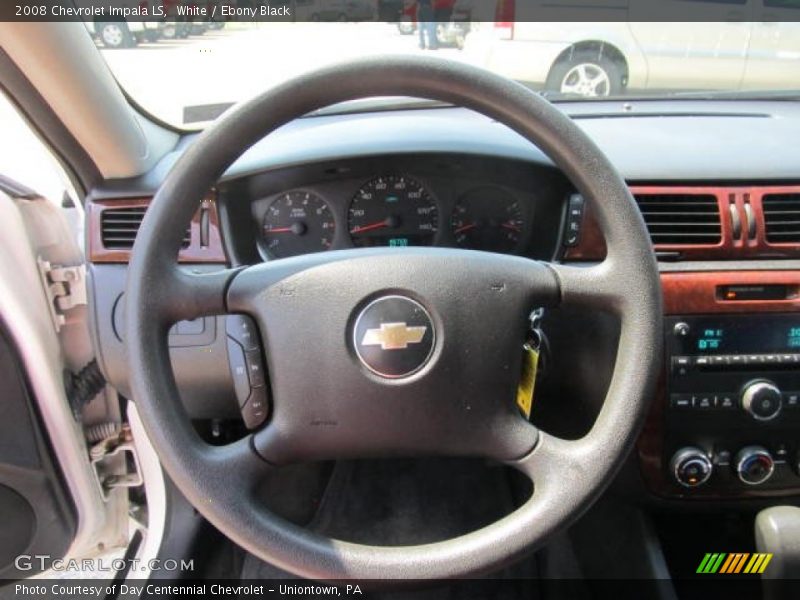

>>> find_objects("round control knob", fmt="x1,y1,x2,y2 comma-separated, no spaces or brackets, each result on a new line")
735,446,774,486
741,380,782,421
670,447,713,488
673,322,691,337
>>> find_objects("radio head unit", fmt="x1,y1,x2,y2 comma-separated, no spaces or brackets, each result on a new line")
660,314,800,497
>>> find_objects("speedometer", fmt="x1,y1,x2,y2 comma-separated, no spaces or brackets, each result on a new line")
348,176,438,247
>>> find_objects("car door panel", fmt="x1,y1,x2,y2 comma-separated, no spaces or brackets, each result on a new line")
0,188,126,577
629,0,753,90
744,3,800,89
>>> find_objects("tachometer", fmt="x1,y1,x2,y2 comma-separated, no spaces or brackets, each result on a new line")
262,191,335,258
451,187,525,253
348,176,438,247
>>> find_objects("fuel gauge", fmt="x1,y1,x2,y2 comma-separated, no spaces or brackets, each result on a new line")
451,187,524,254
262,191,335,258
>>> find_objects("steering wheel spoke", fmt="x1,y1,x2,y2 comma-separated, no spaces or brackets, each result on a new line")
548,260,625,312
154,266,243,323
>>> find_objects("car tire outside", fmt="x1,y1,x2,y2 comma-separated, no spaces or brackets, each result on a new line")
435,23,448,46
98,22,135,49
397,18,415,35
546,52,624,98
161,22,177,39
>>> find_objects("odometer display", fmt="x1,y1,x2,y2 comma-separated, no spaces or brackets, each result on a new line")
348,176,438,247
262,191,335,258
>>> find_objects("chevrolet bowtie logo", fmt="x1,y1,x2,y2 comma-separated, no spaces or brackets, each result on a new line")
361,322,427,350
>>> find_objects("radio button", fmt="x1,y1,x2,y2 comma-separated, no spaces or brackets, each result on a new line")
741,380,782,421
672,356,692,375
670,394,692,409
783,392,800,408
693,395,714,409
694,356,710,367
717,394,736,410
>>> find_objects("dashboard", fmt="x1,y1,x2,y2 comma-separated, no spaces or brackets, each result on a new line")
85,99,800,507
218,153,568,265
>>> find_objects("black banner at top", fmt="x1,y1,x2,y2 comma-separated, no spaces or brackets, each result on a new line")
4,0,800,23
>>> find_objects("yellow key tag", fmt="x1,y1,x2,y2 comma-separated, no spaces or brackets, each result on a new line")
516,343,540,419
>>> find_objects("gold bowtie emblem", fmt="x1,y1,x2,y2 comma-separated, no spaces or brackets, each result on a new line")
361,322,427,350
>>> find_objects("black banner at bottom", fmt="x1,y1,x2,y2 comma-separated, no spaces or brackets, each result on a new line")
0,578,791,600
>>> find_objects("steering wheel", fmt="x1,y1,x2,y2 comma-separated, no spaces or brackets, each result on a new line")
126,56,661,580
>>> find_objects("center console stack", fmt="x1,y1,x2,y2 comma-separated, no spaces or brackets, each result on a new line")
656,313,800,497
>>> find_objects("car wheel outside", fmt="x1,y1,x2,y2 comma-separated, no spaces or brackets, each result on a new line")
435,23,448,46
397,18,415,35
99,22,134,49
161,22,176,39
546,52,624,98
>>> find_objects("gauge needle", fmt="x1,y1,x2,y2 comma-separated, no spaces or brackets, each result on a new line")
453,223,478,234
350,220,389,234
266,222,307,235
501,222,522,232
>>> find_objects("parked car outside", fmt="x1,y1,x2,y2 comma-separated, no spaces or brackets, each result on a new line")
83,20,161,48
396,0,467,48
294,0,376,22
462,0,800,97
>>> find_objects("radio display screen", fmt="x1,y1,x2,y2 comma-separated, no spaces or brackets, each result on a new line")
685,316,800,354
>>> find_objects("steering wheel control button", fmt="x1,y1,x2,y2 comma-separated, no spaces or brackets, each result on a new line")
670,447,713,488
562,194,584,247
736,446,775,486
226,338,251,408
741,380,782,421
225,315,270,427
353,295,435,379
226,314,260,351
245,349,266,387
242,388,269,430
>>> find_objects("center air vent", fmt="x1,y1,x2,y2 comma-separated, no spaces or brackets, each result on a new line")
101,207,191,249
763,193,800,244
634,193,722,246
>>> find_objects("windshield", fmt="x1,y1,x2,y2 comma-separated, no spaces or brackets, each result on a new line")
91,1,800,129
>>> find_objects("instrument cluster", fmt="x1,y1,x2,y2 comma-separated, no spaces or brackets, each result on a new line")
255,173,534,260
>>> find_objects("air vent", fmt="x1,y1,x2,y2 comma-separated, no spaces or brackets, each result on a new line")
634,193,722,246
100,207,191,249
763,193,800,244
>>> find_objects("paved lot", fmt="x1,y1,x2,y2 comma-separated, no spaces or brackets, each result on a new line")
101,23,475,127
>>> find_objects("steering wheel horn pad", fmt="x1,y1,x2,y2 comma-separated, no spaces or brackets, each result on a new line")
125,56,662,581
226,248,557,465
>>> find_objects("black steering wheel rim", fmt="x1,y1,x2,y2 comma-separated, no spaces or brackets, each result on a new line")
126,56,662,581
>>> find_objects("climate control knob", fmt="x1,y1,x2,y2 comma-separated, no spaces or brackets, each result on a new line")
741,380,782,421
735,446,774,486
670,447,713,488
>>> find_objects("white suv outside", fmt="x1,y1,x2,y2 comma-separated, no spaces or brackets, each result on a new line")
462,0,800,97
